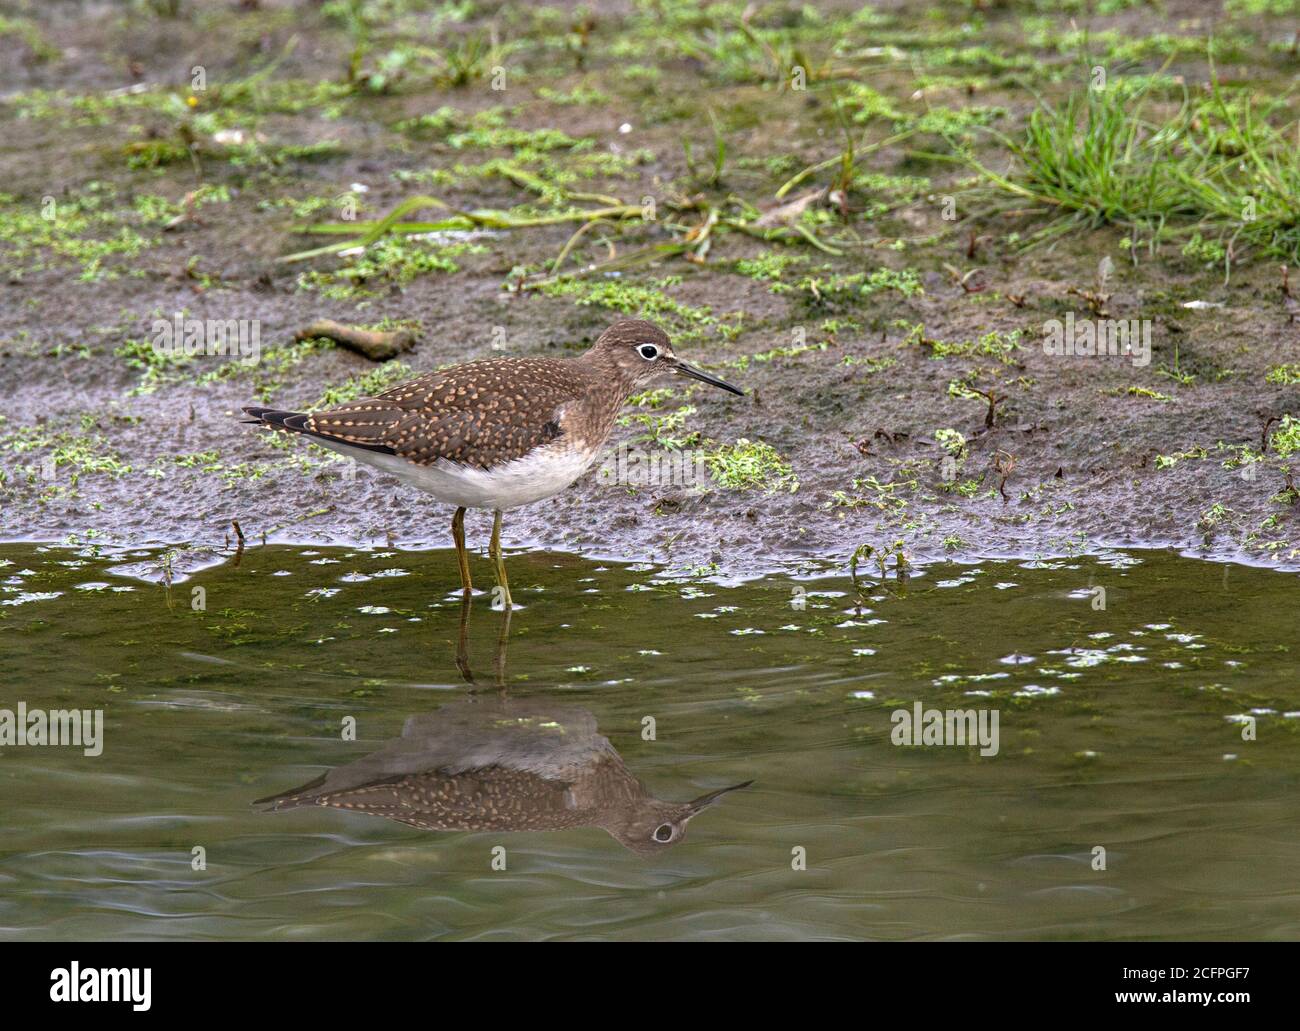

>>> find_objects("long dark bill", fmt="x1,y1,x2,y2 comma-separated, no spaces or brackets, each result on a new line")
673,359,744,395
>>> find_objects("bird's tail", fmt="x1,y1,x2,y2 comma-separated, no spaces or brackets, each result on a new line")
241,406,396,455
241,407,310,432
252,770,329,811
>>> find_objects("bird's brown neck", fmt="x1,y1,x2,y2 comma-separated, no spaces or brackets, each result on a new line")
567,348,641,449
574,344,639,397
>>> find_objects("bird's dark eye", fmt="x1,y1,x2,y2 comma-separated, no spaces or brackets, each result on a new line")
638,344,659,360
653,823,674,842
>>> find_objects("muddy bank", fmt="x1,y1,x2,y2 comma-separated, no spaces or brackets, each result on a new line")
1,0,1298,578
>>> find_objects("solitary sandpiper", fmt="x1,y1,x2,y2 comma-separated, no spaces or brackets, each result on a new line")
255,700,751,854
242,319,743,606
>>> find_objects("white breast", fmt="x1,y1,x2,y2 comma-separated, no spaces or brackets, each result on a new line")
319,440,598,511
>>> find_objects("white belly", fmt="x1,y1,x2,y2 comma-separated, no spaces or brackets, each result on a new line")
321,441,598,510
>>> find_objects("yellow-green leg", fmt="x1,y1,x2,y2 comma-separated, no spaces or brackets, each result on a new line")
490,508,512,610
452,506,472,594
455,589,474,683
493,604,512,691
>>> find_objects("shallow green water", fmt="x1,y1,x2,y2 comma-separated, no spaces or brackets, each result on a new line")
1,542,1297,941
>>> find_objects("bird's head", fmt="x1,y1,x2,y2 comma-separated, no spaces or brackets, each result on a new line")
601,780,753,855
589,318,744,396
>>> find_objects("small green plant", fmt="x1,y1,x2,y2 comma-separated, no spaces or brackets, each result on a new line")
830,475,912,512
934,428,968,459
733,252,808,281
539,279,720,341
909,325,1022,362
623,405,699,450
1181,233,1227,265
849,539,909,588
537,85,612,106
297,238,480,299
0,15,59,61
1155,445,1210,469
116,337,194,395
1266,363,1300,385
1271,415,1300,458
841,355,897,374
313,360,415,408
1116,385,1173,401
860,267,924,297
0,189,153,281
704,439,797,492
0,425,132,484
771,266,922,301
1198,502,1232,539
730,341,829,371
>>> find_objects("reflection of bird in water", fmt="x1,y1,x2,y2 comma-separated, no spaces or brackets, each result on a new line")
454,591,510,687
255,701,751,854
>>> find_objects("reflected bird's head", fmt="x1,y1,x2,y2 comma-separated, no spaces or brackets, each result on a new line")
602,780,753,855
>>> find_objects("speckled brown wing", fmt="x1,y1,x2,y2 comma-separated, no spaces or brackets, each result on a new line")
300,357,587,470
290,768,584,833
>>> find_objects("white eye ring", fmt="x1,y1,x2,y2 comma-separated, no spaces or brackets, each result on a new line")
637,344,659,360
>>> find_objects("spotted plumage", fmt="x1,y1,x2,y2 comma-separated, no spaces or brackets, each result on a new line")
255,701,751,853
251,357,590,469
241,318,743,603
